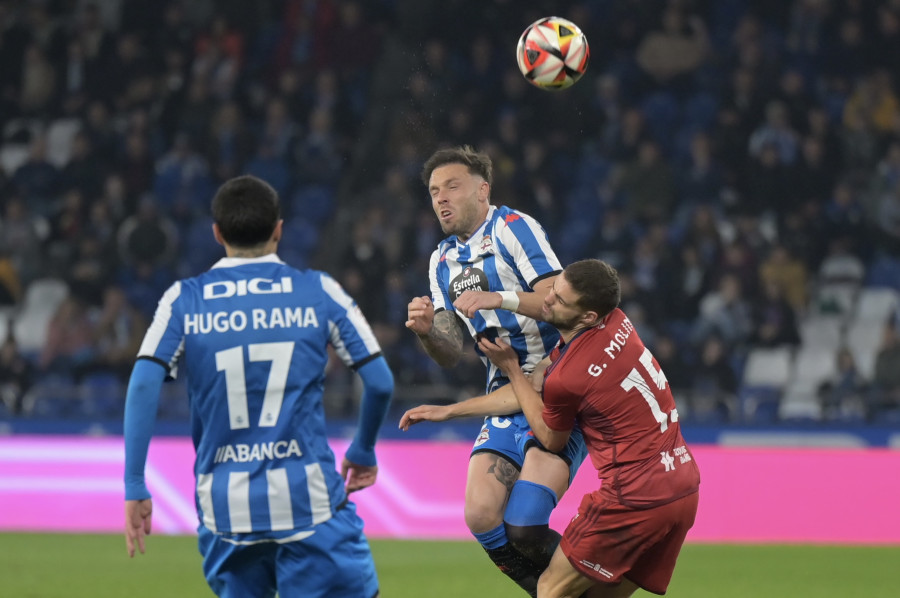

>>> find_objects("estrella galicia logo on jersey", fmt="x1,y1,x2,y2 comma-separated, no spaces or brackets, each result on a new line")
203,277,294,300
450,266,489,302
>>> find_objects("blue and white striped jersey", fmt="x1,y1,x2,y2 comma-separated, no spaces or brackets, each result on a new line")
137,254,382,538
429,205,562,391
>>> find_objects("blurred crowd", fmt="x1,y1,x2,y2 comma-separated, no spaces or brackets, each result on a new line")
2,0,900,426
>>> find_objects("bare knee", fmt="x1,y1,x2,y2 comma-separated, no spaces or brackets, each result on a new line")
464,497,504,534
465,452,517,534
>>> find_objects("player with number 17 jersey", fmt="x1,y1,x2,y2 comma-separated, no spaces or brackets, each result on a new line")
542,307,700,508
137,255,382,538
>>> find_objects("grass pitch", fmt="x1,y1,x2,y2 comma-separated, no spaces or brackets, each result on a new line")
1,533,897,597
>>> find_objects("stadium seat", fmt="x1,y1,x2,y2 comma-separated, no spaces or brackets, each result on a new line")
741,346,794,388
0,143,29,177
79,372,124,419
44,118,82,167
778,390,823,422
13,278,70,355
798,315,844,349
737,385,781,423
844,319,884,379
852,287,900,325
20,374,79,418
791,346,839,393
865,254,900,289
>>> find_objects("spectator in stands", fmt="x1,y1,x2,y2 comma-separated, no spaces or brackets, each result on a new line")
635,4,710,97
824,180,869,257
691,272,753,350
873,181,900,256
117,195,178,271
118,132,155,200
60,130,104,199
869,321,900,420
12,133,59,217
749,100,800,166
843,68,899,138
0,195,45,286
0,250,22,306
85,285,147,382
616,139,676,224
676,131,725,208
19,43,56,115
206,101,253,183
818,346,868,422
689,334,739,422
758,243,809,315
652,333,693,399
749,280,802,348
793,136,836,206
153,132,215,223
0,327,33,415
38,295,96,381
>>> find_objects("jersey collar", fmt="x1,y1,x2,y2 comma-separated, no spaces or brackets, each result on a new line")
210,253,285,269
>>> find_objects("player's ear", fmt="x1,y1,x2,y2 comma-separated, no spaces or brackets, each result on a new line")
479,180,490,202
581,310,599,327
272,219,284,243
212,222,225,247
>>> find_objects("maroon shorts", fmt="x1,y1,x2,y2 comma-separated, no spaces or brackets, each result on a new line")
559,490,699,595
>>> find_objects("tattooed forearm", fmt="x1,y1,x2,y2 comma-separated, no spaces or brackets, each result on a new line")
417,310,466,367
486,454,519,493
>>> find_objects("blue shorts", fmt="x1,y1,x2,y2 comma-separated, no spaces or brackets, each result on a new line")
198,501,378,598
471,412,587,484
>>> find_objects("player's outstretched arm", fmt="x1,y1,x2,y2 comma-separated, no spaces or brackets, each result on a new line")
343,356,394,493
407,298,466,367
399,384,521,430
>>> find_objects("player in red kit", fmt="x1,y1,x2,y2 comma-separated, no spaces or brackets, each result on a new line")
402,259,699,598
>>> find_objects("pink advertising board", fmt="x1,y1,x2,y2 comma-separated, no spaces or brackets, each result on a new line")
1,435,898,543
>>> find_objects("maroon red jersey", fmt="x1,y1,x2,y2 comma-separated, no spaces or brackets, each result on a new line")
542,308,700,508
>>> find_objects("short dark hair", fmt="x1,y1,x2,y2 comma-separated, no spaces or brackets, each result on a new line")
211,175,280,247
563,259,621,318
421,145,493,187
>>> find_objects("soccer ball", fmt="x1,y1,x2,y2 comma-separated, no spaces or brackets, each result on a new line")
516,16,590,91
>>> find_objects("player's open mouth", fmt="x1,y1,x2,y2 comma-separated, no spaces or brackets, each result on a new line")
440,210,452,219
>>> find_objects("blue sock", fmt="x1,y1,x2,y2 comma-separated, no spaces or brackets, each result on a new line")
473,523,508,550
504,480,558,527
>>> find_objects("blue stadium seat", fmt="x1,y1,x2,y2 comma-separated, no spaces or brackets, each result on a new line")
79,372,124,419
865,254,900,290
738,385,782,424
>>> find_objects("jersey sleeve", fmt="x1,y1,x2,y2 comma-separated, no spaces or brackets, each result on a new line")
495,209,562,289
428,248,453,313
136,281,185,377
320,273,383,370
